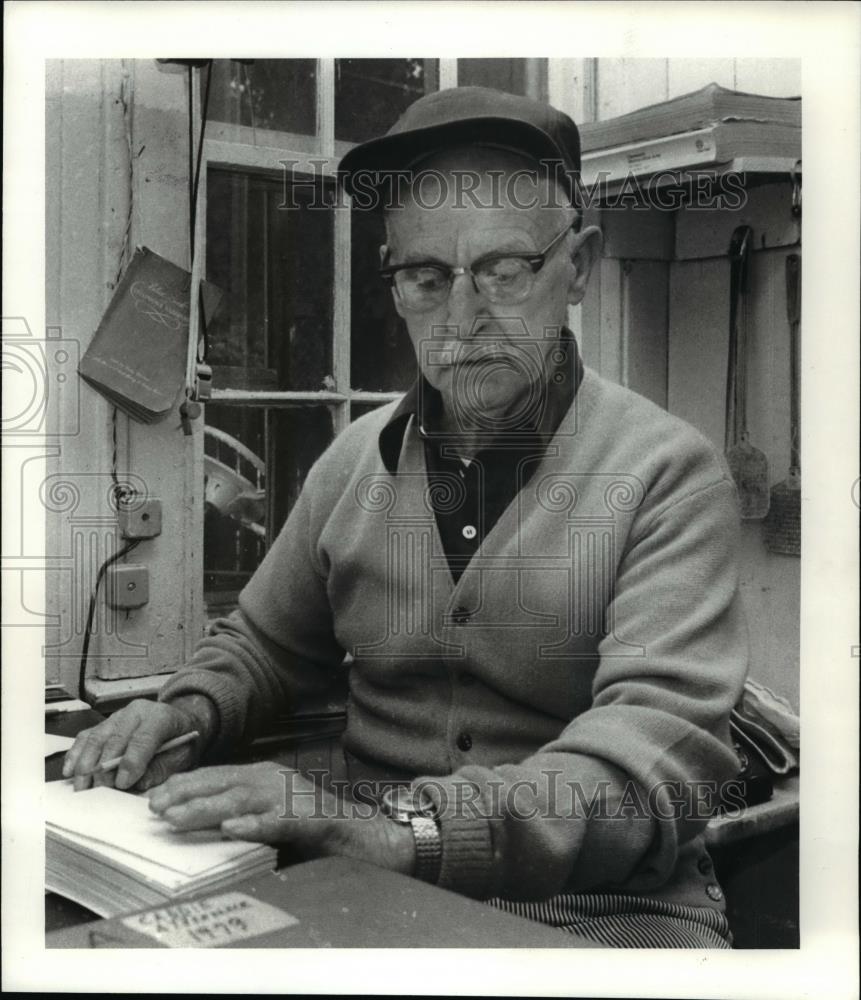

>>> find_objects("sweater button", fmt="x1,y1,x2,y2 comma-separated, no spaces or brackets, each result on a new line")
456,732,473,751
705,883,724,902
451,606,471,625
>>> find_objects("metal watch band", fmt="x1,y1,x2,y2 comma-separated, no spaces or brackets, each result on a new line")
410,815,442,884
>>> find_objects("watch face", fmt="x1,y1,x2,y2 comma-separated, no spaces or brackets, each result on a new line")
382,785,435,820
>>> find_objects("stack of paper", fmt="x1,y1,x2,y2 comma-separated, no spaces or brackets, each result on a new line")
45,733,75,757
46,782,277,918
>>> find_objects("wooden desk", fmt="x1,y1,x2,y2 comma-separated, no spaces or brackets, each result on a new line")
47,856,593,949
44,709,593,947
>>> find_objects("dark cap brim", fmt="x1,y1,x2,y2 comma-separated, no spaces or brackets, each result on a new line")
338,116,580,203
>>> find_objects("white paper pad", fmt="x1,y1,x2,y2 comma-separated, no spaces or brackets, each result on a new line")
45,782,277,917
45,733,75,757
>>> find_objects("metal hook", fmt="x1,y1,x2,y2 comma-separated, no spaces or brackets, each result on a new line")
790,160,802,219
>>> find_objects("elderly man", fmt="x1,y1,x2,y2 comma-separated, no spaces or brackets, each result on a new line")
64,88,748,948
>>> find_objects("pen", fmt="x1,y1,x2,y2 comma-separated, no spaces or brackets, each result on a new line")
95,730,200,774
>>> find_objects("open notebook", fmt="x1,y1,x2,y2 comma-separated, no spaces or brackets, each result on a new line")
46,782,277,918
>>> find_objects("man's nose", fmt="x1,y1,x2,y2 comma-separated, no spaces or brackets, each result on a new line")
445,270,487,338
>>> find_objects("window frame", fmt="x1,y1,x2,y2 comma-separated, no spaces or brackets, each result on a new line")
197,58,548,611
199,59,403,440
197,58,547,419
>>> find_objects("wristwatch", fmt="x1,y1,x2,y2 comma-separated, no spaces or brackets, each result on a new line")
380,785,442,884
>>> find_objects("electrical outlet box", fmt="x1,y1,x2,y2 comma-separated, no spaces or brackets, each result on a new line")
118,499,162,539
106,564,150,609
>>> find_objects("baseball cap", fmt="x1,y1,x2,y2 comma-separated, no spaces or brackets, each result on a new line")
338,86,581,206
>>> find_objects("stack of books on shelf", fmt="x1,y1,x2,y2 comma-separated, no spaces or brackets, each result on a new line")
579,83,801,187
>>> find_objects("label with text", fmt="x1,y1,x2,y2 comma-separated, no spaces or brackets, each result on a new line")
121,892,299,948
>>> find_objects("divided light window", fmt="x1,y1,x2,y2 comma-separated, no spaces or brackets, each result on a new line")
201,58,545,616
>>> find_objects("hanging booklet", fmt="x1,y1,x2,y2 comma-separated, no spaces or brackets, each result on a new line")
78,246,222,422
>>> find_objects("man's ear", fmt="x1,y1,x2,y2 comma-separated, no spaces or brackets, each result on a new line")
566,226,603,306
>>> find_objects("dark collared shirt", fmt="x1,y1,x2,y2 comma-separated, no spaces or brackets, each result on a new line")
378,331,584,583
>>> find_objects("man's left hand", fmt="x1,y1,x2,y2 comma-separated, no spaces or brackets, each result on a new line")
147,762,416,876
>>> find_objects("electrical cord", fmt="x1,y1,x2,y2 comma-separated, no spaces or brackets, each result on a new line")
187,60,214,368
188,60,213,265
77,538,142,702
188,66,195,261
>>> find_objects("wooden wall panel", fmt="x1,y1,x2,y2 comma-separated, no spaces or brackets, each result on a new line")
548,58,597,124
45,60,119,689
675,181,800,260
623,259,669,408
668,258,728,446
45,60,205,695
733,59,801,97
668,249,801,708
596,59,668,120
667,58,735,97
598,258,623,385
600,207,675,261
594,57,801,121
577,259,603,372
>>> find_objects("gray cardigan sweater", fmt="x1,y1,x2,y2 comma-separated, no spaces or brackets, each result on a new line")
160,366,749,910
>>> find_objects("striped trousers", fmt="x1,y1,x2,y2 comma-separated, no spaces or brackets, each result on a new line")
486,892,732,948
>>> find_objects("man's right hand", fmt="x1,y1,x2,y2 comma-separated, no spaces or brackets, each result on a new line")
62,696,216,792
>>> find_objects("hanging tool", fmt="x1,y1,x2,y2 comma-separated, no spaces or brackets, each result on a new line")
763,254,801,554
724,224,770,520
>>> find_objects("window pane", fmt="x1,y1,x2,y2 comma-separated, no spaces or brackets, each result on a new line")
350,205,417,392
206,167,334,391
351,401,388,422
268,407,335,532
335,59,438,144
457,58,546,100
203,405,336,616
203,405,267,614
208,59,317,136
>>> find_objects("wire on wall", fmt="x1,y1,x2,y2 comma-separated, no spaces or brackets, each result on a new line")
110,62,136,507
184,60,214,400
190,60,213,263
77,539,142,701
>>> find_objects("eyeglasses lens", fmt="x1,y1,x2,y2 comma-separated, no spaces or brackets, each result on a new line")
394,258,534,310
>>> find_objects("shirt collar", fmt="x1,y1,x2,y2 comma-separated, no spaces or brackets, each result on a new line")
378,329,583,475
